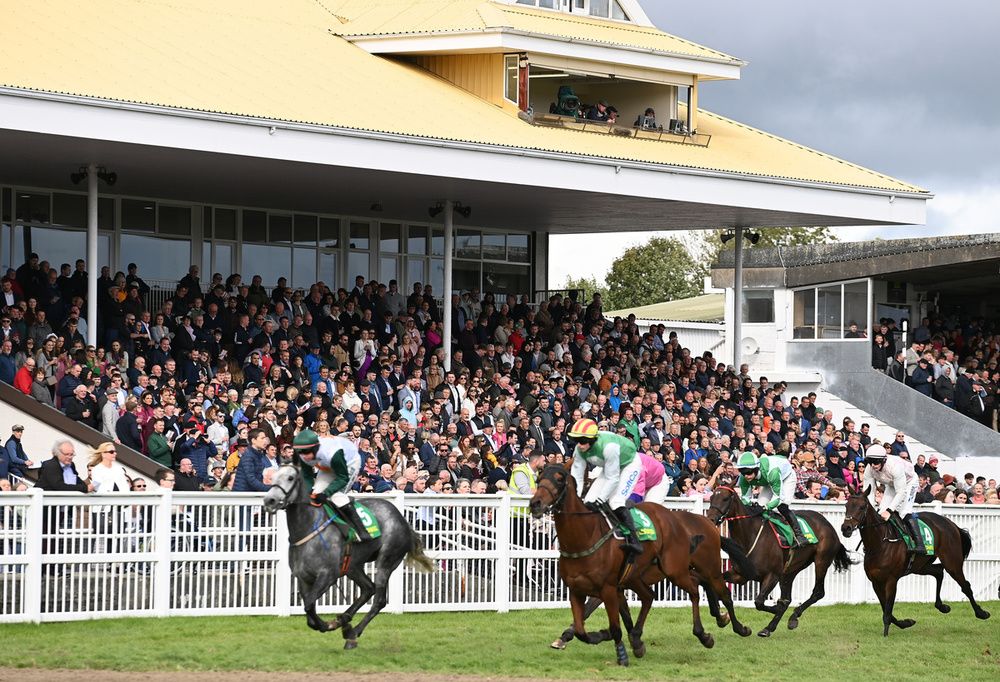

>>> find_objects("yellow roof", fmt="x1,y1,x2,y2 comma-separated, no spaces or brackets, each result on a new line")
324,0,741,64
0,0,925,194
606,294,725,323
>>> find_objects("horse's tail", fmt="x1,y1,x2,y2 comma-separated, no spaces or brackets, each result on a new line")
720,536,758,582
960,528,973,559
832,541,856,572
405,528,437,573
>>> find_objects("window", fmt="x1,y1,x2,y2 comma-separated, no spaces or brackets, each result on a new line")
742,290,774,324
349,222,370,250
483,263,530,296
407,258,425,290
51,193,113,230
504,54,519,105
455,229,481,259
348,251,369,281
122,199,155,232
380,256,398,283
215,208,237,240
121,234,190,281
243,210,267,242
792,280,870,340
319,217,340,248
482,233,506,260
30,227,111,274
293,248,317,288
318,251,338,288
407,225,427,255
453,260,481,295
158,205,192,236
294,215,318,246
508,233,530,263
242,243,291,286
269,214,292,244
380,223,401,254
14,192,50,224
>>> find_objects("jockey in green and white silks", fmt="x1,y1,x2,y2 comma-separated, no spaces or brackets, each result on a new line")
862,444,924,554
736,452,808,547
292,429,370,541
567,419,643,555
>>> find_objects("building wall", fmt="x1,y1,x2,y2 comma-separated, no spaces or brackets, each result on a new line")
412,54,520,114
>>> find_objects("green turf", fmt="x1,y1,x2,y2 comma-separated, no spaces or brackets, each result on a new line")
2,603,998,680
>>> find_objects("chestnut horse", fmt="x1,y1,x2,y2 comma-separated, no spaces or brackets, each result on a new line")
529,465,752,666
706,486,854,637
841,487,990,636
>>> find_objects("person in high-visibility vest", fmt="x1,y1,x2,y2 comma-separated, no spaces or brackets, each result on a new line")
509,451,545,517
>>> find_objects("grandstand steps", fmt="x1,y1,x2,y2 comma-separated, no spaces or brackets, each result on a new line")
813,388,945,462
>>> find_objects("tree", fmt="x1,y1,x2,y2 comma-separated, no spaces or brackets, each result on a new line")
605,237,702,310
561,275,607,305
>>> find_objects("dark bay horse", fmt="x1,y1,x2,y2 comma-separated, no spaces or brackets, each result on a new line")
529,465,752,666
263,463,436,648
841,487,990,636
706,486,854,637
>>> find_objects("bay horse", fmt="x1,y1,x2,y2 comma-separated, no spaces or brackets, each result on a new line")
841,487,990,636
706,486,854,637
529,464,752,666
263,463,436,648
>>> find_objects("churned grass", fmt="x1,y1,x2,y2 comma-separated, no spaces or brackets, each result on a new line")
2,603,998,680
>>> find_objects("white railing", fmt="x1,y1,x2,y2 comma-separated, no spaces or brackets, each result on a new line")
0,491,997,623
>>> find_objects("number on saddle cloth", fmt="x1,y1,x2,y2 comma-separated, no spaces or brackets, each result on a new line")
762,510,818,547
326,501,383,542
889,513,935,555
615,509,657,542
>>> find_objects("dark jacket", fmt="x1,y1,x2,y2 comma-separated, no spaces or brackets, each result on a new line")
35,457,89,492
64,395,99,429
179,435,217,482
115,412,144,451
233,446,270,492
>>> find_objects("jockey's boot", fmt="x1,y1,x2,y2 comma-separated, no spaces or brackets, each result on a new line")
905,514,927,555
779,504,809,548
336,500,373,542
613,506,642,557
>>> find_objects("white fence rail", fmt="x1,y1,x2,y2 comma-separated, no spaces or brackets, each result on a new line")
0,491,997,623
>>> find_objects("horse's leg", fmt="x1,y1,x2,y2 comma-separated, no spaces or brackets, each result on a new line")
675,571,713,649
759,573,794,637
789,552,830,630
912,562,951,614
754,572,780,615
696,573,725,626
703,571,752,637
552,596,603,649
941,549,991,619
626,583,655,658
600,585,628,666
340,564,392,649
299,576,333,633
569,591,595,646
883,576,915,632
334,564,378,647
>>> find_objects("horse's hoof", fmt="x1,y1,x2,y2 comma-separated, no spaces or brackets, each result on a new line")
736,625,752,637
936,603,951,614
550,639,567,650
896,619,916,629
344,639,358,650
617,657,629,667
632,642,646,659
716,612,731,628
787,617,799,630
976,609,991,620
757,629,771,638
699,633,715,649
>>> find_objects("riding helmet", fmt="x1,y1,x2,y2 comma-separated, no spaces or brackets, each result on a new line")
863,444,887,464
736,451,759,475
568,418,599,442
292,429,321,454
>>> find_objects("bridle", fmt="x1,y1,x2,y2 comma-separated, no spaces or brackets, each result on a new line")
708,485,757,525
269,464,301,510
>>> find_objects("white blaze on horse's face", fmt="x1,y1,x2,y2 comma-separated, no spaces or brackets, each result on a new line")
263,465,299,512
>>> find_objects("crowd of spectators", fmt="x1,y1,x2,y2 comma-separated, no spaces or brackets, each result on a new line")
1,255,999,508
875,315,1000,430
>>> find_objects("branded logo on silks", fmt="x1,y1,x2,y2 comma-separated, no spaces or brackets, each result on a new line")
762,510,818,546
327,502,382,542
620,509,657,542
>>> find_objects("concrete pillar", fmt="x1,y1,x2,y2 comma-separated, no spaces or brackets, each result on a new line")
732,226,744,370
86,163,98,347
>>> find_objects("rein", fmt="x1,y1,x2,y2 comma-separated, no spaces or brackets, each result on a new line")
273,465,338,548
538,475,615,559
292,514,338,547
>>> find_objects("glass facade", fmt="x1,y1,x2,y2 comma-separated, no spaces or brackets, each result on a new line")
0,185,536,298
792,280,871,340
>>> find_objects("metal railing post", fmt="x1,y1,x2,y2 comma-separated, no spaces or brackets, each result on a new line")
24,489,44,624
496,494,512,613
153,489,172,616
386,489,406,614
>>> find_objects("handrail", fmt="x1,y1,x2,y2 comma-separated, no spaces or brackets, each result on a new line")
0,380,163,479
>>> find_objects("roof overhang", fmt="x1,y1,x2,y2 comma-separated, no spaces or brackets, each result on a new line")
0,90,925,233
344,30,743,81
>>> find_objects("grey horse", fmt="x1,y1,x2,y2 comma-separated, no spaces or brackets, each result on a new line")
263,463,436,648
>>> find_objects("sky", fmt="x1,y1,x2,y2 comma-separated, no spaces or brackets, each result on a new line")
548,0,1000,287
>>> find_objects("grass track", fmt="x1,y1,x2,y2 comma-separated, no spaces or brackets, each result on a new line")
2,603,998,680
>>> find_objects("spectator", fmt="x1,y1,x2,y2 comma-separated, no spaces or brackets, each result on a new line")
2,425,35,479
64,383,99,429
586,99,611,122
233,429,272,492
115,398,144,452
36,439,91,492
635,107,657,130
173,458,201,492
88,442,131,493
